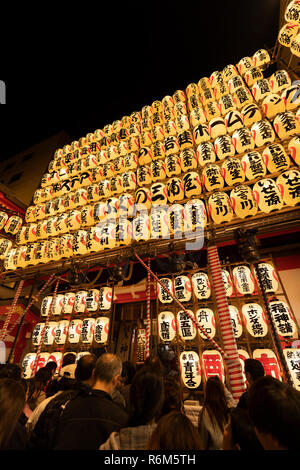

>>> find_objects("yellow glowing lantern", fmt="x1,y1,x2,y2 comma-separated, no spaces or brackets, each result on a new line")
193,124,210,145
241,103,262,128
281,84,300,111
168,204,184,236
273,111,300,139
119,193,135,218
208,191,234,223
121,171,137,192
218,93,236,115
252,178,284,213
0,211,8,230
36,219,48,240
200,88,214,106
278,22,299,48
4,215,23,235
269,70,291,94
151,159,167,181
139,131,153,148
208,117,227,139
68,319,83,343
276,169,300,206
269,300,297,338
204,101,221,121
288,134,300,165
209,71,222,88
163,120,177,137
251,79,272,102
163,106,175,122
152,125,165,142
138,146,153,166
58,234,73,258
97,150,109,165
15,245,28,269
262,93,285,119
214,135,235,161
237,56,254,75
158,311,176,342
178,130,193,150
251,120,276,147
222,64,238,82
202,164,224,191
197,142,216,167
167,177,184,203
180,148,198,172
151,140,166,161
106,197,119,221
135,187,152,210
132,213,151,242
184,198,207,233
180,351,201,389
164,136,180,157
165,154,182,177
137,165,152,187
124,152,138,171
65,209,81,231
224,110,244,134
109,176,123,195
80,205,95,227
221,157,245,185
252,49,271,70
176,114,190,132
244,67,264,87
241,151,267,180
213,81,228,101
183,172,202,198
186,83,199,98
151,182,168,205
228,75,244,94
291,32,300,56
230,185,258,218
86,226,103,253
189,107,206,126
198,77,211,92
233,86,254,109
232,127,255,154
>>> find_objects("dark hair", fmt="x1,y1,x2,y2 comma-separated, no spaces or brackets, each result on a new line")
144,356,164,375
248,375,300,450
94,353,122,383
62,353,76,368
199,376,229,433
75,354,97,382
27,367,52,406
121,361,136,385
148,411,203,450
0,378,25,449
160,376,182,417
129,366,164,427
228,407,263,450
244,359,265,381
0,363,21,381
45,361,57,373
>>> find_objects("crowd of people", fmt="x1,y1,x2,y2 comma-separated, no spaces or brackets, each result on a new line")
0,353,299,451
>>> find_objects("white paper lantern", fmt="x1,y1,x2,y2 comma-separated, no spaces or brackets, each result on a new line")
180,351,201,388
43,322,57,345
253,349,282,381
244,67,263,87
32,322,45,346
190,108,206,127
288,134,300,165
85,289,100,312
218,93,236,115
252,49,271,70
202,349,225,382
222,269,233,297
68,319,82,344
237,57,254,76
192,272,211,299
269,300,297,338
98,286,113,311
262,143,290,173
208,117,227,139
208,192,234,223
202,164,224,192
232,265,255,295
174,275,192,302
177,310,196,340
233,86,254,109
183,198,207,232
270,70,291,94
277,169,300,206
291,31,300,56
256,262,279,293
4,216,23,235
137,165,152,187
251,120,276,147
197,142,216,167
22,353,36,379
273,111,300,139
222,64,238,82
94,316,110,344
158,311,176,342
251,79,272,102
158,278,174,304
224,110,244,135
0,238,12,260
262,93,285,119
228,305,243,338
281,84,300,111
80,318,95,344
214,135,235,160
195,308,215,339
193,123,210,144
135,187,152,210
183,172,202,198
241,151,267,180
230,185,258,218
242,303,268,338
62,292,75,314
167,178,184,203
35,353,50,372
74,290,87,313
232,127,255,154
283,348,300,391
47,351,63,370
228,75,245,93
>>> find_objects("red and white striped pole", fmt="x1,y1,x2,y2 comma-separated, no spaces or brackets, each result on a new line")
0,280,24,341
145,258,151,359
207,244,246,401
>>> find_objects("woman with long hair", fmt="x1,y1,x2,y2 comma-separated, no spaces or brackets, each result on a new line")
100,366,164,450
0,378,26,449
27,367,52,411
148,410,203,450
198,375,231,450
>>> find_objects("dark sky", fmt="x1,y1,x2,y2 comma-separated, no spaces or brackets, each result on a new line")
0,0,280,161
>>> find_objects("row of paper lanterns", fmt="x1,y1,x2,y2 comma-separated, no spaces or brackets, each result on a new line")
40,288,112,316
278,1,300,57
31,316,110,347
158,263,279,304
0,211,23,235
158,299,297,343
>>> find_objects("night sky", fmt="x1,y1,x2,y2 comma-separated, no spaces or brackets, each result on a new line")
0,0,280,161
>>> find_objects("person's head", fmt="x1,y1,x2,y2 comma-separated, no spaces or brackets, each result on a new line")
222,407,263,450
244,359,265,386
201,376,229,432
129,366,164,427
144,356,164,375
62,353,76,368
160,376,182,417
121,361,136,385
0,363,21,381
45,361,57,377
93,353,122,394
0,378,25,449
248,375,300,450
75,353,97,385
148,410,203,450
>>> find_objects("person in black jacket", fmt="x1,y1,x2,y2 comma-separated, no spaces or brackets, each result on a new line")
237,359,265,410
53,353,129,450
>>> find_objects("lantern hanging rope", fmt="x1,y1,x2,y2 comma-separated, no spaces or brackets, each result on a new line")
31,277,60,376
134,252,226,358
145,258,151,359
207,244,246,400
0,279,24,341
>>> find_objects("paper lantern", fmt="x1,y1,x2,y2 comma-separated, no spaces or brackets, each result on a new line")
230,185,258,218
97,286,112,311
276,169,300,206
224,110,244,134
208,117,226,139
4,216,23,235
177,310,196,340
273,111,300,139
150,207,169,239
283,348,300,391
25,206,36,224
93,202,108,223
58,234,73,259
109,176,123,195
201,164,224,192
150,160,166,183
165,154,182,177
151,141,166,161
241,103,263,128
195,308,215,339
197,142,216,167
74,291,87,314
0,238,12,260
73,230,89,256
116,219,132,246
99,223,117,250
113,156,125,175
218,93,236,115
232,265,255,295
62,292,76,314
15,245,27,269
187,95,202,113
233,86,254,109
213,81,228,101
232,127,255,154
281,84,300,111
158,278,174,304
244,67,263,87
43,322,57,346
138,146,153,166
198,77,211,92
285,1,300,22
137,165,152,187
237,57,254,75
135,187,152,210
46,238,62,262
251,120,276,147
119,193,135,217
192,272,211,299
213,135,235,161
50,294,64,316
32,322,45,346
189,107,206,126
229,305,243,338
168,204,184,235
35,353,50,372
152,125,165,142
256,262,279,293
288,134,300,165
262,93,285,119
80,205,95,228
163,120,177,138
83,289,99,313
54,213,69,236
60,193,76,212
202,349,225,382
252,178,284,213
204,101,221,121
269,70,291,94
167,178,184,203
193,123,210,144
252,49,271,70
85,226,103,253
200,87,214,106
4,248,18,271
221,157,245,185
158,311,176,342
68,319,82,344
241,151,267,180
174,275,192,302
228,75,244,94
291,31,300,56
120,171,136,192
242,303,268,337
102,162,115,179
0,211,8,230
183,171,202,198
178,130,194,150
94,316,110,344
262,143,290,173
253,349,282,381
164,136,180,157
278,22,299,47
127,136,140,155
132,213,150,242
222,269,233,296
80,318,96,344
48,352,63,370
208,191,234,223
65,210,81,231
179,149,197,172
151,182,168,205
180,351,201,388
222,64,238,82
251,79,272,102
186,83,199,98
183,198,207,232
